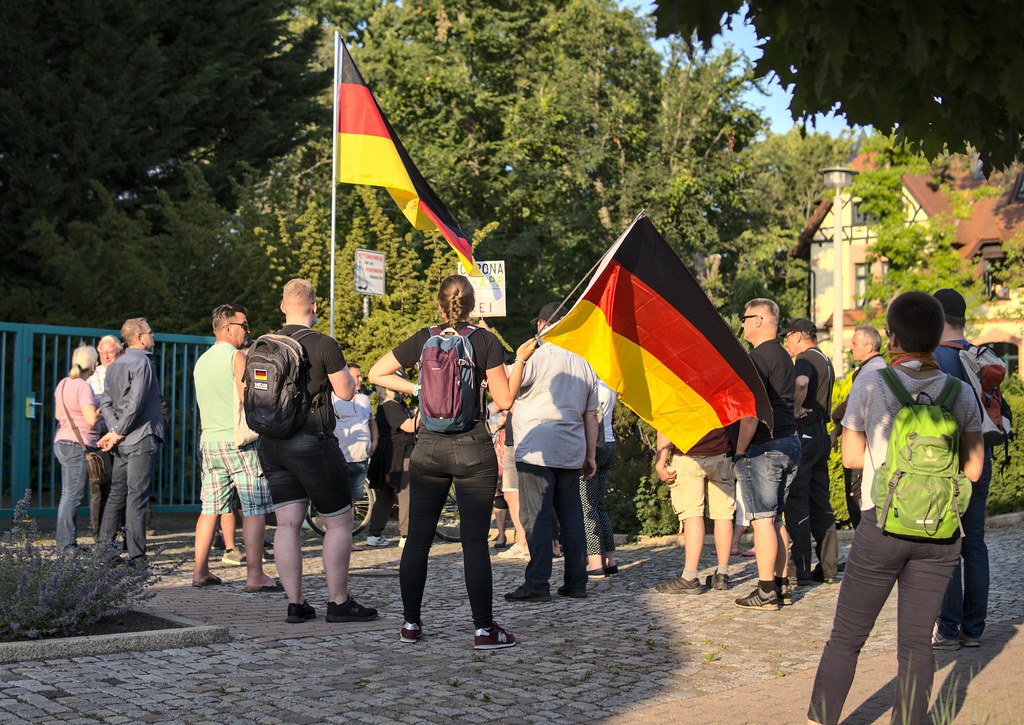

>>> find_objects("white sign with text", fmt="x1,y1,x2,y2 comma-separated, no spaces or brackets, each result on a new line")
457,260,506,317
354,249,386,296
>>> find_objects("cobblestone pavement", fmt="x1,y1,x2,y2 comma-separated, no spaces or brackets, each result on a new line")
1,518,1022,723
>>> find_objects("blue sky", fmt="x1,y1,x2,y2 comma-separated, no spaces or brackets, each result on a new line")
625,2,853,137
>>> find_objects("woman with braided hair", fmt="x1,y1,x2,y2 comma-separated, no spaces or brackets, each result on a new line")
369,274,535,650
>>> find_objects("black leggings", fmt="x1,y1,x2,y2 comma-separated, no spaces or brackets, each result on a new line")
400,425,497,629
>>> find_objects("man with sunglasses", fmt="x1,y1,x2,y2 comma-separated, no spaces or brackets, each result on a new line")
733,299,801,610
191,304,279,591
98,318,164,560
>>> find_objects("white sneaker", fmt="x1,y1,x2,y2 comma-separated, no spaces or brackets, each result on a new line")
496,543,529,560
365,535,390,547
399,537,407,549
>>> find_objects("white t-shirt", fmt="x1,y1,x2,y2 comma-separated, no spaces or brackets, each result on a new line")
332,392,374,462
842,367,982,510
597,380,617,444
513,343,599,469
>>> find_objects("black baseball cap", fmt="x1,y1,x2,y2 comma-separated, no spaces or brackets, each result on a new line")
533,302,567,324
782,318,817,336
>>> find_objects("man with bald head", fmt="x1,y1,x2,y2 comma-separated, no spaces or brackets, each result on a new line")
254,278,378,624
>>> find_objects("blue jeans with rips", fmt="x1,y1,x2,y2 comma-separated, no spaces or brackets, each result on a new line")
936,451,992,640
735,434,801,521
516,462,588,596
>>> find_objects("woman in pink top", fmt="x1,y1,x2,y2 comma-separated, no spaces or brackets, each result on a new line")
54,345,101,551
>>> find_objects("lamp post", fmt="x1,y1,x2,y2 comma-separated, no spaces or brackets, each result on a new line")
820,167,858,376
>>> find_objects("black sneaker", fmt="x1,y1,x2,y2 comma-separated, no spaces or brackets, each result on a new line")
655,575,705,594
556,585,587,598
735,586,780,611
326,596,379,622
705,571,730,590
286,600,316,623
504,585,551,603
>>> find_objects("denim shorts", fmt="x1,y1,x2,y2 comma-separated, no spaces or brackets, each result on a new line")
258,432,351,516
735,434,801,520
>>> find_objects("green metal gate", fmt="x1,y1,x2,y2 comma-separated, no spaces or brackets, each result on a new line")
1,322,214,516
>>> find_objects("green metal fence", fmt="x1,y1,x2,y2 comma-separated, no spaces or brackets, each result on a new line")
0,322,214,516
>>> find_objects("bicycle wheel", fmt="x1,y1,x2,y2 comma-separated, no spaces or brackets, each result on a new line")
305,483,375,537
352,484,374,535
435,486,461,542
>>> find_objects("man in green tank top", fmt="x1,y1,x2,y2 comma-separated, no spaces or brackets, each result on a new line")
192,304,279,592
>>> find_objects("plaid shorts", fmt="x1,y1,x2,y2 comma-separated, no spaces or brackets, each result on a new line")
200,442,273,517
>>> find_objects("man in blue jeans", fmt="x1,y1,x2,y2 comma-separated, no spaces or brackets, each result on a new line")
505,303,599,602
98,318,164,561
932,288,992,650
733,298,801,611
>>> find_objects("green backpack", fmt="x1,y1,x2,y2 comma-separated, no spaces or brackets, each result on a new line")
872,368,972,540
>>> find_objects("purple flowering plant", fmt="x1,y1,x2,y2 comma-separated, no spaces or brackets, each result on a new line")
0,492,162,641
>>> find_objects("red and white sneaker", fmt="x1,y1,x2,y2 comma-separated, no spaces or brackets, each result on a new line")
474,622,516,650
400,621,422,644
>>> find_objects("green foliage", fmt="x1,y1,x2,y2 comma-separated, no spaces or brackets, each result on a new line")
849,138,984,312
653,1,1024,172
0,493,158,642
989,375,1024,514
827,373,855,529
606,406,676,537
0,0,326,323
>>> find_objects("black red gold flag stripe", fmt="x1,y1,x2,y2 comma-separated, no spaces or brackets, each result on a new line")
335,38,478,274
540,214,773,452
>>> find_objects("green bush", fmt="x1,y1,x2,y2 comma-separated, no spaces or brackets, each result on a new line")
0,493,158,642
988,374,1024,514
606,406,678,537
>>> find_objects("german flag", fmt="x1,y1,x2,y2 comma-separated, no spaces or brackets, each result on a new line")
335,38,479,274
540,214,773,452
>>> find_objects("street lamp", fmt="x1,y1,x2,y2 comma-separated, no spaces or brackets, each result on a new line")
820,166,858,376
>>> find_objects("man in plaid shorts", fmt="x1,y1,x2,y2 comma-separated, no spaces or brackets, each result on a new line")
192,304,280,591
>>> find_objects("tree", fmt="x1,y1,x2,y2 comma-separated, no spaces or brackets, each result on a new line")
653,1,1024,172
851,136,984,311
0,0,326,322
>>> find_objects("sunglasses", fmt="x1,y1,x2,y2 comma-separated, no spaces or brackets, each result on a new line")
740,314,762,322
227,322,251,332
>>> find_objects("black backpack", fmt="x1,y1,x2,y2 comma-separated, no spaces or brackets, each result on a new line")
243,329,318,438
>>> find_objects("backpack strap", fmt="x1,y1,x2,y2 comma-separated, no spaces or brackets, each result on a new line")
939,341,967,351
878,368,916,407
934,376,962,412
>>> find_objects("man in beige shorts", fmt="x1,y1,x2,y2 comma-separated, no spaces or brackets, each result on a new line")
654,427,736,593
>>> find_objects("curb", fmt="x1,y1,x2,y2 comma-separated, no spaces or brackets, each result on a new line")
0,611,230,664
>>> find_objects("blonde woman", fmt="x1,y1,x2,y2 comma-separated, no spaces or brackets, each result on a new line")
54,345,101,550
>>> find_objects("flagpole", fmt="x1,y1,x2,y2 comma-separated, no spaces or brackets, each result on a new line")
329,31,341,339
538,209,647,339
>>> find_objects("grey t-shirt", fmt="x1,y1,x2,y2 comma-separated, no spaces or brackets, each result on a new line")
842,367,982,510
512,343,599,469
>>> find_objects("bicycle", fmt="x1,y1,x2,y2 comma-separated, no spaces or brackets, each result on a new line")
305,483,461,542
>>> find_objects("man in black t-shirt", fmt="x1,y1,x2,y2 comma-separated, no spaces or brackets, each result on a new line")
256,278,378,625
782,318,839,584
733,298,802,611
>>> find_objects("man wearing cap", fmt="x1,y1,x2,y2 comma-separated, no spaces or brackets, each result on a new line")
505,302,599,603
932,289,992,650
783,318,839,584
